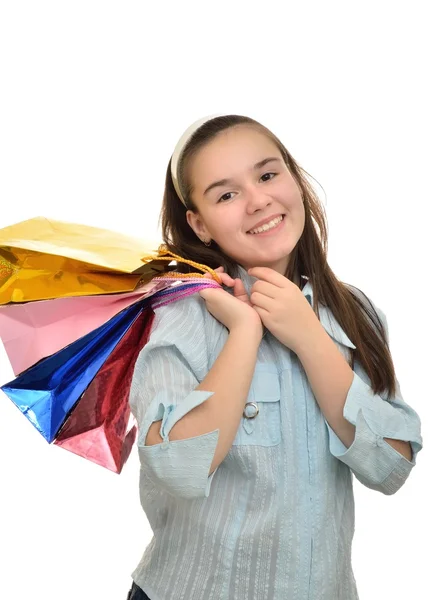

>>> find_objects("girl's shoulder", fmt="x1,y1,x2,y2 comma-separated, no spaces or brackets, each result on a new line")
151,291,211,338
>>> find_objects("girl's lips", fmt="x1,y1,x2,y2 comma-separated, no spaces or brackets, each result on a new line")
247,214,286,236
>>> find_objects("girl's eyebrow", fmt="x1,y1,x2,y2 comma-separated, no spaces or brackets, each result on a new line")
203,157,282,197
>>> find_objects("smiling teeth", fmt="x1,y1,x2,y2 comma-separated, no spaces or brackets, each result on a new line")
249,215,283,234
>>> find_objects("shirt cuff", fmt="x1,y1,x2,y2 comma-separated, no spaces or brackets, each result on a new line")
137,390,220,500
325,371,423,493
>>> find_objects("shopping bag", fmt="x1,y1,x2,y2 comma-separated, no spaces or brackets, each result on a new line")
0,277,221,470
0,278,172,376
0,216,223,471
54,307,155,473
1,298,150,443
0,217,168,303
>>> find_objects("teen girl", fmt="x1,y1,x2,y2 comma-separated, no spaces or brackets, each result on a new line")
126,113,423,600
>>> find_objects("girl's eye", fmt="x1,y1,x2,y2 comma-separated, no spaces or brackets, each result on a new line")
217,172,277,203
260,172,277,182
218,191,234,203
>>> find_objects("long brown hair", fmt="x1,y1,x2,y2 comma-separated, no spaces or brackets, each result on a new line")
160,114,397,399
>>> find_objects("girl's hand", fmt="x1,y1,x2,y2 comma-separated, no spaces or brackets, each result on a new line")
200,267,262,335
203,267,251,306
247,267,320,353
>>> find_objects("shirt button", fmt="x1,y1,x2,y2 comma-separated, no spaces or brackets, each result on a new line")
243,402,259,419
376,436,383,447
161,440,169,449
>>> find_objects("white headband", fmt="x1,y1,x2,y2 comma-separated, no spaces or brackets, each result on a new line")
171,113,226,207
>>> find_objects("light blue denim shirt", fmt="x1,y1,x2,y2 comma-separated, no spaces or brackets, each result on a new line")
129,266,423,600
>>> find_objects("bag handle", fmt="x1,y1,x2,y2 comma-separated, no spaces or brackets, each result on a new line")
141,244,222,284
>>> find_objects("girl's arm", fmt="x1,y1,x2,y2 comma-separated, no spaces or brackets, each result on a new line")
146,324,262,475
130,294,261,500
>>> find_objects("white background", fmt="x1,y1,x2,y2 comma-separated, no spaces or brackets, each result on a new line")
0,1,426,599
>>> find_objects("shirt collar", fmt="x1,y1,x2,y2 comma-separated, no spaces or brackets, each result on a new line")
235,265,356,349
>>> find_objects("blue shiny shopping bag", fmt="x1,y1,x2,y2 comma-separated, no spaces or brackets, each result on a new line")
1,298,148,443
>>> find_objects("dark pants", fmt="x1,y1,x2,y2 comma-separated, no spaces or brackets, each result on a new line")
126,581,151,600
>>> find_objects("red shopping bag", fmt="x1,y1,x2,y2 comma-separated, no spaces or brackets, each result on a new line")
54,307,155,473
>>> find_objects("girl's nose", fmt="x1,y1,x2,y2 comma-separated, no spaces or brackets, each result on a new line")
246,191,272,212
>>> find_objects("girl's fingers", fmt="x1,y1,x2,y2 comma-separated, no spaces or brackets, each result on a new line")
204,267,235,287
208,272,234,286
202,273,251,306
203,269,249,303
233,278,252,305
219,272,235,287
204,266,224,279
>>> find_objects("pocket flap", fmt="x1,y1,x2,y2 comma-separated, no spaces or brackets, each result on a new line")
249,363,280,403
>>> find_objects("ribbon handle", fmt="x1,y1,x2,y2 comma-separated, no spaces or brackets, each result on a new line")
141,244,222,284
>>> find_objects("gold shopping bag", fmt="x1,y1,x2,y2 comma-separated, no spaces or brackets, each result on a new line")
0,217,167,304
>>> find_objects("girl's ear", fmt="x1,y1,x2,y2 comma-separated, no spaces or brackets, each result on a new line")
186,209,209,239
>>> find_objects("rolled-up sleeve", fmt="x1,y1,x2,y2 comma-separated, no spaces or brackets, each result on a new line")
325,304,423,495
129,295,220,500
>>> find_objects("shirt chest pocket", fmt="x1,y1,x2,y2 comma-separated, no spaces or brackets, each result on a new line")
232,363,281,447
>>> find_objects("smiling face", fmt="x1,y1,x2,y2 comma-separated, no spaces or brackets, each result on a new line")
185,125,305,275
